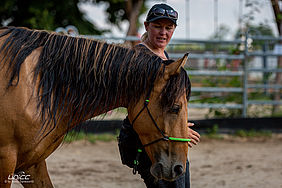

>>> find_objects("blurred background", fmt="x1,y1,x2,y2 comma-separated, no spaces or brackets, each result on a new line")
1,0,281,122
0,0,278,38
4,1,282,188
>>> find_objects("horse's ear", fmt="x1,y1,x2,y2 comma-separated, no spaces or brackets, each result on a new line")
164,53,189,80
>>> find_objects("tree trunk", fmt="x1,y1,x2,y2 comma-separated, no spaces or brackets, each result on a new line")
273,56,282,114
270,0,282,114
271,0,281,34
125,0,144,47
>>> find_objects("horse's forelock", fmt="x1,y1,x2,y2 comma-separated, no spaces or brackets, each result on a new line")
160,67,191,110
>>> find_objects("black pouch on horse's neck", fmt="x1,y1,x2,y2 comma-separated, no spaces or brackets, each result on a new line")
118,117,151,169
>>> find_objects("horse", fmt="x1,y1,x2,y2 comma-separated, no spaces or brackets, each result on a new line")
0,26,191,188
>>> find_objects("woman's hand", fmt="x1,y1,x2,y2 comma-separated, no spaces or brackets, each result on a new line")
187,122,200,148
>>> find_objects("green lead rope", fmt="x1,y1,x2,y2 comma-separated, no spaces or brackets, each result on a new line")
168,137,191,142
131,98,192,175
132,138,191,175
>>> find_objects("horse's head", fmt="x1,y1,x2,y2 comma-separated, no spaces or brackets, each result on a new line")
128,53,190,181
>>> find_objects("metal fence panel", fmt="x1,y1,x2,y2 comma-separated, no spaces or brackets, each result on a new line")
83,34,282,117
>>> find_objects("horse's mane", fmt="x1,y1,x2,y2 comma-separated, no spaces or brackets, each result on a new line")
0,26,190,135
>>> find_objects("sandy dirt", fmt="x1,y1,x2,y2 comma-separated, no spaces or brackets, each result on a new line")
11,134,282,188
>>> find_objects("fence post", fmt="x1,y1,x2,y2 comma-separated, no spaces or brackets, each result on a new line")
242,33,248,117
262,43,269,94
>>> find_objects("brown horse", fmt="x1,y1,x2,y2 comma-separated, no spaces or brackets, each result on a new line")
0,26,191,187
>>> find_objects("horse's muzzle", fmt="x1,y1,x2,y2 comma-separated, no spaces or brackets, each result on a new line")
150,161,185,181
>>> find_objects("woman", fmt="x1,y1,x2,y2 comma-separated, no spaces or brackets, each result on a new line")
118,3,200,188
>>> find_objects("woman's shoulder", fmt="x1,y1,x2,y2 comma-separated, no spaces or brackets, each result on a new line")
133,43,147,50
133,43,154,55
133,43,170,60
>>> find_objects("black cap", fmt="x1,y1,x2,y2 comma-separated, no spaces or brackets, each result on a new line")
146,4,178,25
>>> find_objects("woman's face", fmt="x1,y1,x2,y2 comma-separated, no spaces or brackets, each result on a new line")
145,19,176,49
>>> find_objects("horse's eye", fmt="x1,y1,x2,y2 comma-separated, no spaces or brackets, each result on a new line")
170,104,180,114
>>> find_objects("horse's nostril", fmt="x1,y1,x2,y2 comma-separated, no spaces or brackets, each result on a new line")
152,163,184,181
173,165,184,177
151,162,164,179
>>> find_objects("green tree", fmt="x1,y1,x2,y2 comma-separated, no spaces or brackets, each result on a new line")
234,0,274,38
204,24,231,51
209,24,230,40
0,0,103,34
1,0,147,37
234,23,274,39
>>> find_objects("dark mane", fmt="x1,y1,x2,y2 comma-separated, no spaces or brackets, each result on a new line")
0,26,190,134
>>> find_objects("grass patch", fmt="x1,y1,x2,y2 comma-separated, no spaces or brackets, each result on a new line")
86,133,118,143
202,125,273,140
64,131,118,143
63,131,87,143
204,124,223,139
234,129,272,138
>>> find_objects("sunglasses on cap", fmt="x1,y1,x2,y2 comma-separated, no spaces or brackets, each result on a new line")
148,7,178,20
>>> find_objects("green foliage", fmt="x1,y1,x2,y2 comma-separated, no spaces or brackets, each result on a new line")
0,0,148,35
0,0,103,34
205,124,223,139
87,133,117,143
277,13,282,22
248,23,274,36
209,24,231,40
206,124,219,135
272,109,282,117
205,24,232,51
234,129,272,138
64,131,118,143
234,22,274,39
235,23,275,51
28,8,54,30
166,44,205,53
64,131,88,143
